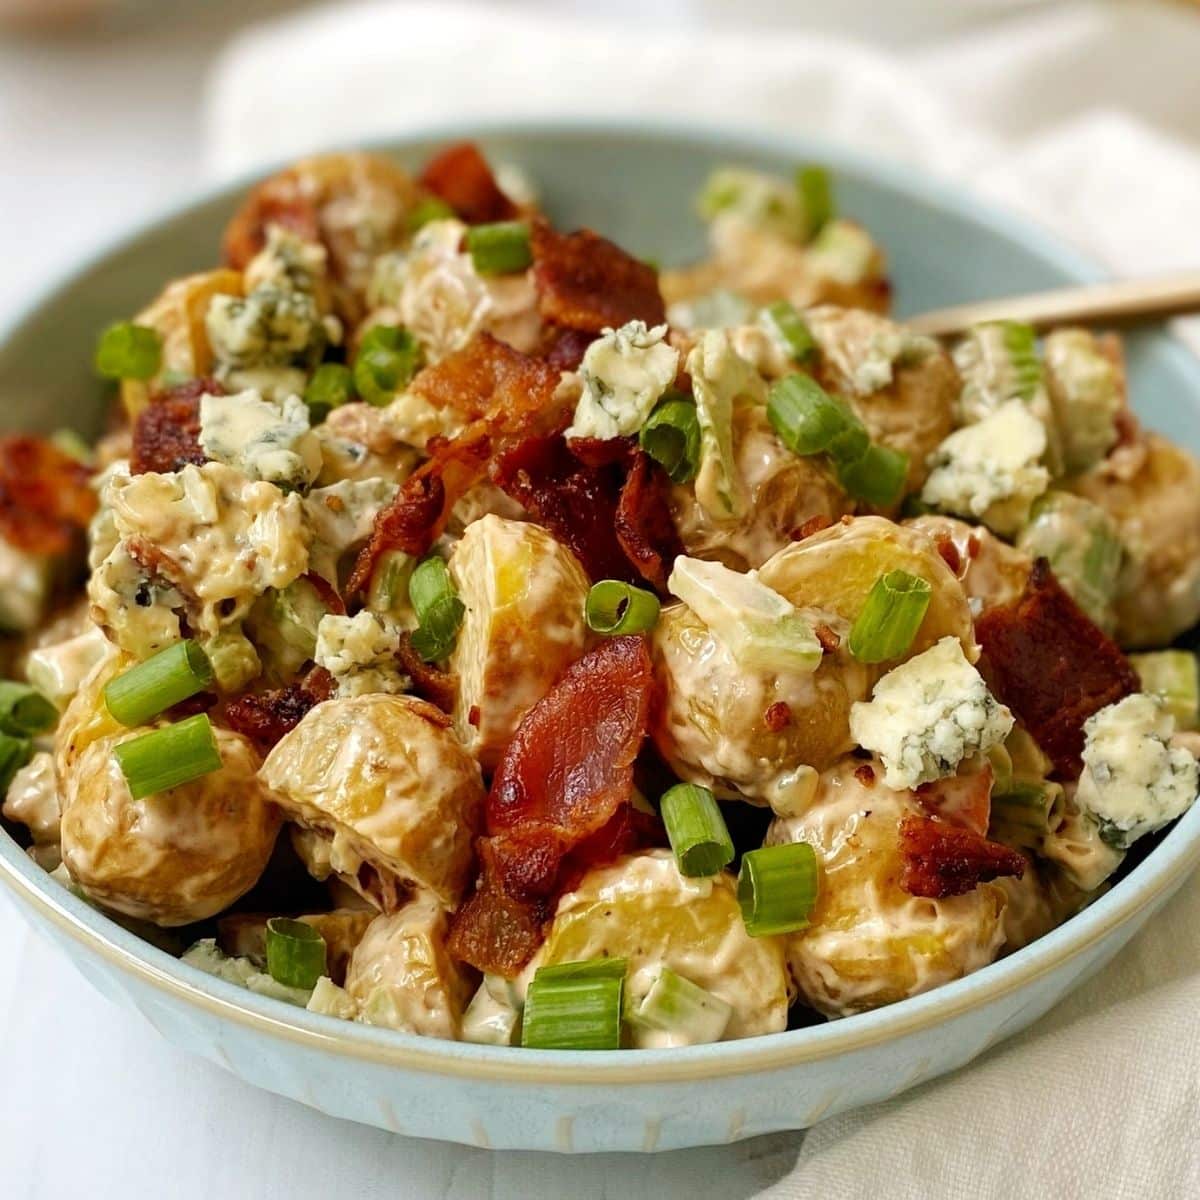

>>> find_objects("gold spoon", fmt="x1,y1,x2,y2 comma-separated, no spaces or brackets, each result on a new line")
905,271,1200,337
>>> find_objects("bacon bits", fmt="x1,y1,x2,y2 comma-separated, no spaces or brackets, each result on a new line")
130,379,222,475
542,327,597,372
792,514,833,542
899,814,1025,899
976,560,1138,779
223,668,335,751
613,450,684,591
396,631,458,714
0,435,97,556
764,702,793,732
447,636,658,976
531,221,666,333
418,142,518,225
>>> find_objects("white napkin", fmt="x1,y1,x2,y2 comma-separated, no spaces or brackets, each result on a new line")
9,3,1200,1197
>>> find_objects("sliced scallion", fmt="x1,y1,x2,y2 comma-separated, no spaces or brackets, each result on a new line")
628,968,733,1046
660,783,734,877
521,968,624,1051
466,221,533,275
408,554,454,625
103,640,214,727
639,395,702,484
796,164,834,237
303,362,355,423
1130,650,1200,731
265,917,327,990
353,325,423,405
0,681,58,737
767,374,858,457
835,442,909,508
761,300,815,363
94,321,162,381
737,842,819,937
848,571,932,664
584,581,661,636
536,958,628,983
408,196,455,232
112,713,223,800
408,555,465,662
0,731,33,793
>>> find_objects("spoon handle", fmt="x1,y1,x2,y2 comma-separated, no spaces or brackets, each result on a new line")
905,272,1200,337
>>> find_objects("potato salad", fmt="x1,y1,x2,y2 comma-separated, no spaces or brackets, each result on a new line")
2,143,1198,1051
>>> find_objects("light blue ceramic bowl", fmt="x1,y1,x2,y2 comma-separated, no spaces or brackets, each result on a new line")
2,121,1198,1154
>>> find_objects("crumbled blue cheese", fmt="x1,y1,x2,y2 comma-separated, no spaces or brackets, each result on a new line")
244,224,328,294
804,220,880,286
303,476,399,582
953,321,1047,426
181,938,312,1006
199,390,322,489
697,167,806,240
207,287,325,369
685,331,765,520
849,636,1014,790
565,321,679,441
314,611,407,697
1075,693,1198,848
921,399,1050,535
306,976,359,1021
806,306,936,396
1044,328,1121,473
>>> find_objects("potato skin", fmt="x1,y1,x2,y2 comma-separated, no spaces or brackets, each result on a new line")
767,759,1007,1017
260,694,485,908
447,515,591,770
59,728,281,926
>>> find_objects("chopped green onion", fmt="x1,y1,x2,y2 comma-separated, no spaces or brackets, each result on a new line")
536,957,628,983
796,164,834,237
628,968,733,1046
761,300,815,362
0,681,58,737
303,363,355,423
0,731,33,793
103,640,214,727
466,221,532,275
94,321,162,381
639,395,702,484
521,968,624,1050
584,581,661,636
265,917,327,990
353,326,423,405
408,554,454,625
989,781,1056,851
410,595,466,663
1131,650,1200,731
660,783,734,877
767,374,859,457
848,571,932,664
737,842,819,936
408,196,455,232
835,442,909,508
112,713,223,800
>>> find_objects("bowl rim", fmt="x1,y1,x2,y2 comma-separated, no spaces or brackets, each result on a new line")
3,115,1200,1087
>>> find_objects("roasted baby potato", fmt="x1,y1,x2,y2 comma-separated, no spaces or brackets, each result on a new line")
447,515,591,769
59,728,281,926
904,514,1033,615
260,694,485,908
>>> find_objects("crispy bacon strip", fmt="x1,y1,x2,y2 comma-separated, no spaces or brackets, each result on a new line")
976,560,1138,779
347,335,562,594
614,449,683,592
531,221,666,333
899,814,1025,899
915,762,993,838
130,379,222,475
0,435,96,556
542,327,596,372
396,631,458,714
447,636,658,976
418,142,517,225
223,668,334,751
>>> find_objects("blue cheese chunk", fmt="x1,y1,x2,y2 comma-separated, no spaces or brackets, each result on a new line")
244,224,328,294
199,390,322,489
206,287,325,369
849,636,1014,790
1075,693,1198,848
303,477,399,582
565,321,679,441
314,611,408,697
1044,328,1121,473
921,399,1050,535
806,306,936,396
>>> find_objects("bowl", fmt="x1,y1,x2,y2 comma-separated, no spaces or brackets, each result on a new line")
2,119,1198,1154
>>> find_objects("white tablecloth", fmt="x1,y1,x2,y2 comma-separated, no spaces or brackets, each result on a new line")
5,2,1200,1196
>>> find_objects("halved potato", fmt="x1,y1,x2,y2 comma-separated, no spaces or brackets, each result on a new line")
259,694,484,908
447,515,591,769
767,758,1007,1016
59,727,281,926
119,268,244,418
344,894,475,1039
54,646,128,779
530,849,791,1043
757,515,976,660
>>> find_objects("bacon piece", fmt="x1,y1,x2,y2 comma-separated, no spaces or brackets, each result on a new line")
130,378,223,475
976,560,1138,779
396,631,458,714
347,335,563,594
301,571,346,617
614,450,683,591
447,636,657,975
223,668,334,751
915,762,993,837
854,763,876,787
531,221,666,333
792,514,833,542
0,435,97,556
542,327,596,372
418,142,517,225
899,814,1025,899
764,701,792,732
222,171,321,269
